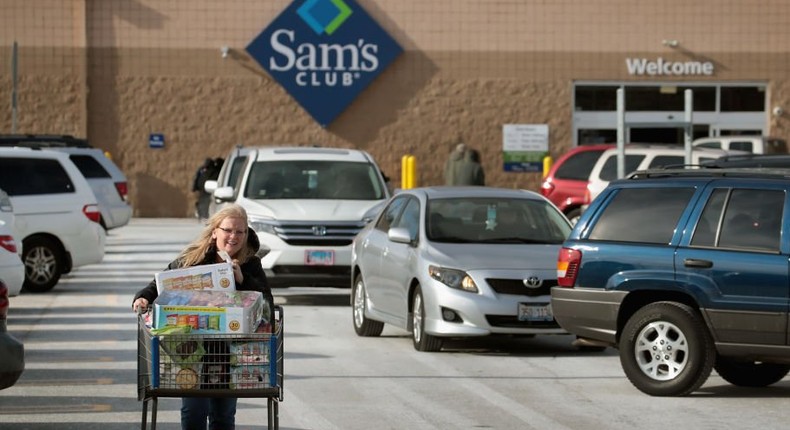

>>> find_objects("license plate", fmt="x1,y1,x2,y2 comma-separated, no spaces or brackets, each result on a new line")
305,250,334,266
518,303,553,322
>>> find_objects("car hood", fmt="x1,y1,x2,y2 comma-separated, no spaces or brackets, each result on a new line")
241,198,383,221
426,243,560,270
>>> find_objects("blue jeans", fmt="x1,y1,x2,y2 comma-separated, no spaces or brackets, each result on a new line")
181,397,237,430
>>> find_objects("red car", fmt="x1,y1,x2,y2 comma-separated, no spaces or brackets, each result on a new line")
540,144,614,224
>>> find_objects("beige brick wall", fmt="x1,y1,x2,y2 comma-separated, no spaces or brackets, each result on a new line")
1,0,789,217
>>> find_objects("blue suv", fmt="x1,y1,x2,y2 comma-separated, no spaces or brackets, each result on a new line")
551,168,790,396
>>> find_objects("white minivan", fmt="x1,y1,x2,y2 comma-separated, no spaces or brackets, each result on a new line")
0,148,105,292
211,146,390,288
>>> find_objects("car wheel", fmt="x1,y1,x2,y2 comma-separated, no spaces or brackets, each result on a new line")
411,285,442,352
22,237,63,293
619,301,714,396
565,207,582,225
352,274,384,337
715,357,790,387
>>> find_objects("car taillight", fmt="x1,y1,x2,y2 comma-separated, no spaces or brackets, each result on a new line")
540,180,554,197
583,187,591,205
115,181,129,202
557,247,582,287
83,204,102,224
0,235,17,254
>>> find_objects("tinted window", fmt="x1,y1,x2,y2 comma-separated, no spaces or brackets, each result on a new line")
589,187,695,243
0,158,75,195
375,197,408,232
599,154,645,181
69,154,111,178
728,141,754,152
227,156,247,188
648,155,684,169
714,189,783,251
555,150,606,180
721,86,765,112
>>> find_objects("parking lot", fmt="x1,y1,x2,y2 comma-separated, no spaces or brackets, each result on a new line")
1,218,789,429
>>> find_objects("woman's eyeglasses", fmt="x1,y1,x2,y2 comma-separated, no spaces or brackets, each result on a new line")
217,226,247,236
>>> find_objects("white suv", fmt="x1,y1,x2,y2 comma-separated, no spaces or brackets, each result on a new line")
586,145,741,204
211,146,390,288
0,148,106,292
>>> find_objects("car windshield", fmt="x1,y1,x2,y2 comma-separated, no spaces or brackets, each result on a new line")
244,160,385,200
426,197,571,244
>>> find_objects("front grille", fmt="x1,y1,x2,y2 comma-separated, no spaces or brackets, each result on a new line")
273,221,365,246
486,315,561,329
486,278,557,297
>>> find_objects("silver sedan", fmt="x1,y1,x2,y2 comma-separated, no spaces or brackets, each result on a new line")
350,186,572,351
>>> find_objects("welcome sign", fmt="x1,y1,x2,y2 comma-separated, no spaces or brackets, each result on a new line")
246,0,403,126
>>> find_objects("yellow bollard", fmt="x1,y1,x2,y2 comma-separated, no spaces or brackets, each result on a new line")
543,155,553,178
401,155,409,189
406,155,417,189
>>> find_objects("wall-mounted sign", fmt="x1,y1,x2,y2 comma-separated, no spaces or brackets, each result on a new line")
149,133,164,149
626,57,714,76
246,0,403,127
502,124,549,172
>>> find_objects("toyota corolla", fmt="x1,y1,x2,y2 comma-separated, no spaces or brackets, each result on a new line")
350,186,572,351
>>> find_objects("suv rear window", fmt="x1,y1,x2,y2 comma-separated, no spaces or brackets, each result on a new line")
0,158,75,195
588,187,695,244
554,150,606,181
69,154,111,178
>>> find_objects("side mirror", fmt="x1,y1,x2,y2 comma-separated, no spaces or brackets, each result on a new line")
204,179,218,193
213,186,235,202
388,227,413,245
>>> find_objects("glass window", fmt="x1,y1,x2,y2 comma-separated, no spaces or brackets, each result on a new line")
589,187,695,244
375,197,408,232
599,154,645,181
0,158,75,196
718,189,783,251
625,86,715,111
727,141,755,152
575,86,619,111
555,149,608,181
227,156,248,189
392,198,420,241
648,155,684,169
244,160,385,200
69,155,110,178
721,86,765,112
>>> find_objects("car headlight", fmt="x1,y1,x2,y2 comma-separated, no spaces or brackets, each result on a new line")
249,219,277,235
428,265,478,293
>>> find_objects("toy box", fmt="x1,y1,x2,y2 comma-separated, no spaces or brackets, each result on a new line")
153,290,264,334
155,262,236,294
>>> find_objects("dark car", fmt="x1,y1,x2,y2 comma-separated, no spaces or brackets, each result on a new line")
551,168,790,396
540,144,614,224
0,279,24,389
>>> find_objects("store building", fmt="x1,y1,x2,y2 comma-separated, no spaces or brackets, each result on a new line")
1,0,788,217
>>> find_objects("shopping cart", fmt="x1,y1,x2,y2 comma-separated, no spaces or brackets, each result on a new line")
137,305,284,430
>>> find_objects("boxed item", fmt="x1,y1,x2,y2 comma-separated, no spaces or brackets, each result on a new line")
229,340,271,366
155,262,236,293
156,333,205,390
153,290,264,334
230,365,273,389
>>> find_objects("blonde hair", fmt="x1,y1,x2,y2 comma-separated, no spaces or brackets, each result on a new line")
178,204,254,267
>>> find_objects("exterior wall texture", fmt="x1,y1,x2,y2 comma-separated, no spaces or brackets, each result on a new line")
1,0,789,217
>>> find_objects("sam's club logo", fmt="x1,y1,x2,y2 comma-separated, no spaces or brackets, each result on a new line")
246,0,402,126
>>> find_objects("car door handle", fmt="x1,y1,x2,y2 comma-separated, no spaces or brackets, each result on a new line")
684,258,713,268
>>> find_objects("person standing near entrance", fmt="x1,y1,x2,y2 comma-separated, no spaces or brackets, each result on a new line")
444,142,467,185
455,148,485,186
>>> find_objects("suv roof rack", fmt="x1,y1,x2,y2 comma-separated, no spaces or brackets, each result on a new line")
0,134,92,148
627,167,790,180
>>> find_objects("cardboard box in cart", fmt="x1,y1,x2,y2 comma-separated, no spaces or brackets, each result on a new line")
153,290,265,334
155,262,236,293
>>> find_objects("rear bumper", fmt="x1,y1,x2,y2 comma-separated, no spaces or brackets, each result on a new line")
550,287,627,345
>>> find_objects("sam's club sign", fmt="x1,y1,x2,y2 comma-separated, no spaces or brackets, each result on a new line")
246,0,402,126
